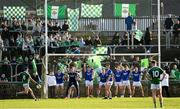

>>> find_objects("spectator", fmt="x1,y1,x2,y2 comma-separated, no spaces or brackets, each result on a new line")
160,72,170,97
164,14,174,30
22,34,35,57
173,20,180,45
144,28,152,52
52,22,61,34
62,21,69,32
70,37,77,47
121,32,128,45
125,13,134,32
79,37,85,47
48,21,53,35
170,64,179,80
164,15,174,48
1,57,10,80
32,21,41,38
1,26,10,47
0,36,3,61
94,36,102,46
85,36,93,46
21,21,27,31
0,74,8,82
111,32,120,45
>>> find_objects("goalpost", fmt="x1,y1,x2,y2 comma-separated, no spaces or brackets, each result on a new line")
41,0,161,98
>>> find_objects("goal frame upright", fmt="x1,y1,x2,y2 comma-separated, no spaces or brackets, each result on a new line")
42,0,161,98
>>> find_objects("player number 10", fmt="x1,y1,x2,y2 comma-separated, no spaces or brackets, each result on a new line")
152,71,159,77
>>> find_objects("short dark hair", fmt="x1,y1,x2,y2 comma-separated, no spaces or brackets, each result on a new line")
23,67,28,71
151,60,156,64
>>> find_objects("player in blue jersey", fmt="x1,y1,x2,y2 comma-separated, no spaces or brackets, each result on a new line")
104,64,113,99
54,69,65,98
84,64,94,97
113,64,124,97
97,67,107,97
122,65,132,97
132,66,144,97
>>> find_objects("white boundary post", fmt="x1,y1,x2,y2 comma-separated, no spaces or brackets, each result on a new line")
41,0,48,99
157,0,161,67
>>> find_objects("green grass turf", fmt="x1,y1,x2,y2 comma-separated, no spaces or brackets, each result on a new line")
0,97,180,109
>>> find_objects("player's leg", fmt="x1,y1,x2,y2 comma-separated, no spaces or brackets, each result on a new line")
106,82,112,99
119,85,123,97
140,85,144,97
16,84,29,95
127,81,132,97
108,85,112,99
55,85,60,98
28,87,37,100
65,82,72,97
158,88,163,108
132,86,135,96
151,84,157,108
165,86,170,97
121,85,125,97
104,83,109,99
60,84,64,97
71,87,75,98
97,84,102,97
152,89,157,108
121,81,126,97
16,89,28,95
89,81,93,97
74,82,80,98
115,83,118,97
67,87,72,98
86,81,90,97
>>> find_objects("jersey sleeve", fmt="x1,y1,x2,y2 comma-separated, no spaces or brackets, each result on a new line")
159,68,164,74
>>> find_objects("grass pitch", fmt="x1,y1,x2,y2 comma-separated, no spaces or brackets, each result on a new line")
0,97,180,109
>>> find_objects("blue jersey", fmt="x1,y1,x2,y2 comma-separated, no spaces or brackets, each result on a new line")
106,69,113,81
114,70,123,82
85,69,93,81
99,73,107,83
122,70,130,81
132,71,141,82
55,72,64,84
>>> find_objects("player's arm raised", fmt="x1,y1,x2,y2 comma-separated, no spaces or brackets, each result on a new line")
160,70,166,81
11,72,22,78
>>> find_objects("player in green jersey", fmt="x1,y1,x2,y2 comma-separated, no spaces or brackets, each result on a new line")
12,67,40,101
148,60,166,108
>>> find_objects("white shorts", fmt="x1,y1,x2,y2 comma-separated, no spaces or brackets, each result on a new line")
122,80,130,86
23,83,29,89
85,80,93,87
151,84,161,90
114,82,123,86
106,81,113,86
99,82,106,87
133,81,142,87
56,83,64,87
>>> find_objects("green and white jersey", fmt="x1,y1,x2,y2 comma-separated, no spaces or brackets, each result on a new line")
148,66,164,84
19,71,30,84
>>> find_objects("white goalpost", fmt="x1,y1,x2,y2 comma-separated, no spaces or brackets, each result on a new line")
42,0,161,98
